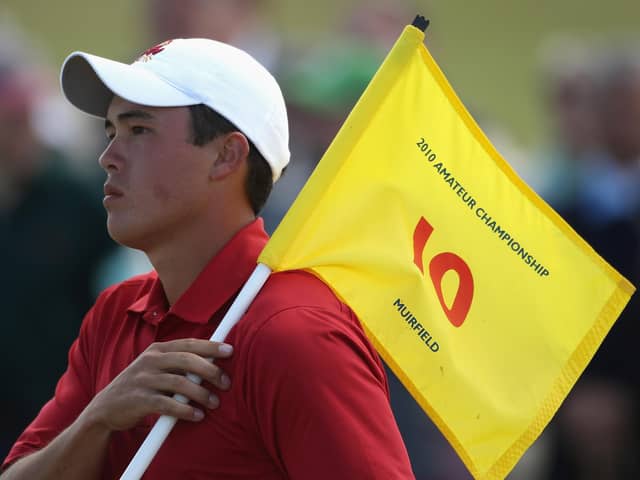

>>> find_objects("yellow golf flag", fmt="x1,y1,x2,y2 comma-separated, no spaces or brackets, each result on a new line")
258,22,634,479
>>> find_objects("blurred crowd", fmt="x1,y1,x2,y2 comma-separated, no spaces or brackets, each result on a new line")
1,1,639,478
524,36,640,480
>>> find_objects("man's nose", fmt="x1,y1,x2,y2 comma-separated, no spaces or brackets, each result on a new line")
99,139,124,172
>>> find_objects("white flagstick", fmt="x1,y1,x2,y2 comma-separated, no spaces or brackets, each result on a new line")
120,263,272,480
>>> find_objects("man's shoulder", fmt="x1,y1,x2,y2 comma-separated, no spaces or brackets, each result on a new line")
250,269,345,317
238,269,366,351
235,270,387,403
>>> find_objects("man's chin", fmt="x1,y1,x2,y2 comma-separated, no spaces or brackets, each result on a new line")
107,222,149,251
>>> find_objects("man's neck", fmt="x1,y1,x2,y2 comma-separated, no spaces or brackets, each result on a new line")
147,211,256,306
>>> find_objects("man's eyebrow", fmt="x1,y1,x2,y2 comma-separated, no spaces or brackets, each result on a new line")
104,109,155,130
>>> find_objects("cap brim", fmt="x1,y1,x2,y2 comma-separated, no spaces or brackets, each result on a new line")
60,52,199,118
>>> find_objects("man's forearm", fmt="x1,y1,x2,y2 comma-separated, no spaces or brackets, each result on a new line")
1,407,111,480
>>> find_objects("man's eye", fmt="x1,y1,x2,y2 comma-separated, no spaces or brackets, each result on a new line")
132,126,148,135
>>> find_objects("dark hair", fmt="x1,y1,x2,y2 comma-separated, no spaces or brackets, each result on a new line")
188,104,273,215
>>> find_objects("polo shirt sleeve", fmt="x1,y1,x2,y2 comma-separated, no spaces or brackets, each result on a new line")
245,304,415,479
2,307,96,470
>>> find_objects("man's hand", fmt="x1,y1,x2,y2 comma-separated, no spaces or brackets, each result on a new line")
0,339,233,480
86,339,233,432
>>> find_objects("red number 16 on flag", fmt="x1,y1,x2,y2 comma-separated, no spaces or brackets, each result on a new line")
413,217,474,327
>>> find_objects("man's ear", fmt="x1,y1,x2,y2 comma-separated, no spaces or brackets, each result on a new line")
209,132,250,180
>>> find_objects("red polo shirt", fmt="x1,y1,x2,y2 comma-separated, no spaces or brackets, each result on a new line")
4,219,414,479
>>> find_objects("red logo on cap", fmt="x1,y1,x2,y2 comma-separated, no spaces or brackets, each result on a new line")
137,40,172,63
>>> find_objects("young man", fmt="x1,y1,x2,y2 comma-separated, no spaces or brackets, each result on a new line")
1,39,414,479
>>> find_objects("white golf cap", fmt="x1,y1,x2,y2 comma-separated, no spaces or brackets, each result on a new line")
60,38,290,182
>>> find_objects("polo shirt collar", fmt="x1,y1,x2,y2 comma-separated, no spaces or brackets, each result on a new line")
128,218,269,325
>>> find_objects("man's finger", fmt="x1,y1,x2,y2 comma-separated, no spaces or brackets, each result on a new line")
155,351,231,390
149,339,233,358
150,373,219,409
151,394,207,422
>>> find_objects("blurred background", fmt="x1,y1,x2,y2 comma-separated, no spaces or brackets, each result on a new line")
1,1,639,478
